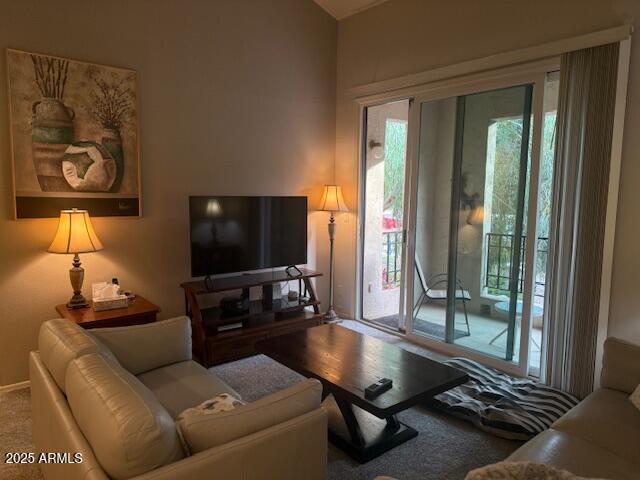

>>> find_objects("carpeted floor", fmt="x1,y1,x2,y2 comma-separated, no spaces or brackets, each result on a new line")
0,320,520,480
0,388,42,480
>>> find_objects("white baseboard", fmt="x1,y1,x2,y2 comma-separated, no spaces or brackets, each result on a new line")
0,380,30,393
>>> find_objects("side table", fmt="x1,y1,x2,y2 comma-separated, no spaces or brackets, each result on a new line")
55,295,160,329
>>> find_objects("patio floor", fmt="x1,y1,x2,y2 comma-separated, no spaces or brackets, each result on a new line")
369,303,543,375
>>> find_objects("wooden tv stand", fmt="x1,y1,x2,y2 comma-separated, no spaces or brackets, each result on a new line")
180,268,323,366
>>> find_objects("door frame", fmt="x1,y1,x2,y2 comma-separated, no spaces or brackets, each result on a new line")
404,69,553,377
355,57,559,376
357,99,412,328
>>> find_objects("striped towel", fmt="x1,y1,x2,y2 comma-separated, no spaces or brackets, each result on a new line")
430,357,579,440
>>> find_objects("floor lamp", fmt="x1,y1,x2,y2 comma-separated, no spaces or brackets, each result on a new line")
318,185,348,321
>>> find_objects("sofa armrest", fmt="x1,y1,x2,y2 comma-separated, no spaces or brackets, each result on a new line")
89,316,192,375
600,337,640,394
30,352,110,480
132,408,328,480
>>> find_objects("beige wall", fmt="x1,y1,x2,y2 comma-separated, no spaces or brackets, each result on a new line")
334,0,640,343
0,0,337,386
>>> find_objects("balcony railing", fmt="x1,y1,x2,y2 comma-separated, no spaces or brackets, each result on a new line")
381,231,548,295
382,230,403,289
485,232,549,298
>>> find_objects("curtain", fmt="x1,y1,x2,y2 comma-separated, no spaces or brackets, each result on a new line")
545,42,619,399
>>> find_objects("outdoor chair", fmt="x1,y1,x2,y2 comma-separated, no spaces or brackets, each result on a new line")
413,256,471,336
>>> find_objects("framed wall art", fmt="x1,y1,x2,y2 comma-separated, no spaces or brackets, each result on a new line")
6,49,141,218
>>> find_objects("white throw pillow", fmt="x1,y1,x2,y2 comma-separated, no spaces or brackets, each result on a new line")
630,384,640,411
180,393,246,417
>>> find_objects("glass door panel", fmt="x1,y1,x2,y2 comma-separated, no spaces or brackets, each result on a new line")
410,85,534,365
361,99,410,330
451,85,533,363
412,97,457,340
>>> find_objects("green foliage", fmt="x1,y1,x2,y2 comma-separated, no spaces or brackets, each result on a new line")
489,118,525,236
537,113,556,237
489,114,555,236
383,120,407,223
486,113,556,295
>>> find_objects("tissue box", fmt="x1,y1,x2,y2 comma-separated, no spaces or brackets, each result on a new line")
93,295,129,311
92,281,129,311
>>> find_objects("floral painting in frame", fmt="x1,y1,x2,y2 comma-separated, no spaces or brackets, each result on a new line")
6,49,140,218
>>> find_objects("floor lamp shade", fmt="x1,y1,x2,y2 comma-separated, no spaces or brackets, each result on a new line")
48,209,103,309
48,209,103,254
319,185,348,213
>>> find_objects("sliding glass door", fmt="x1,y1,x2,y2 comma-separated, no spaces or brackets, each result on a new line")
355,63,560,375
403,70,558,375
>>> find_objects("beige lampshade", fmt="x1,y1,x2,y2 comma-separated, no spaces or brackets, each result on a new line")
48,209,103,254
318,185,348,212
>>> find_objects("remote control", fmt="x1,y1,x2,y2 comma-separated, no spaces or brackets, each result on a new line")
365,378,393,399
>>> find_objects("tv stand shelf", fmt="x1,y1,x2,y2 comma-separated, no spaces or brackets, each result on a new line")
181,268,323,366
201,298,321,327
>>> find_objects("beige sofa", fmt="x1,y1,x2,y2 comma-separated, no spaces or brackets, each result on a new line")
505,337,640,479
30,316,328,480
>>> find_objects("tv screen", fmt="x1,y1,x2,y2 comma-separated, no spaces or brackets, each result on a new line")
189,196,308,277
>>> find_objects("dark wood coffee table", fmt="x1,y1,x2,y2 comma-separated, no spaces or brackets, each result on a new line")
256,323,468,463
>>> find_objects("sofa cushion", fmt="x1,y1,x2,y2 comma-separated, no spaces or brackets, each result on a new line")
177,378,322,454
600,337,640,394
65,353,184,480
38,318,117,393
507,429,639,480
552,388,640,465
137,360,241,418
431,357,578,440
89,316,192,375
175,393,245,454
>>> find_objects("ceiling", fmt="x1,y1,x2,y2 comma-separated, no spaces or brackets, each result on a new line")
313,0,390,20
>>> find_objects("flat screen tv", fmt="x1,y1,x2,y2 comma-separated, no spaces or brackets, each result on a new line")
189,196,308,277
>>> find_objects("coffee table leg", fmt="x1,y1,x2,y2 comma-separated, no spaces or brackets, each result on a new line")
321,388,331,402
335,397,366,446
386,414,400,430
326,395,418,463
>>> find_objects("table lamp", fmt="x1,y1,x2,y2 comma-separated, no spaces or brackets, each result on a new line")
48,208,103,308
318,185,348,321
